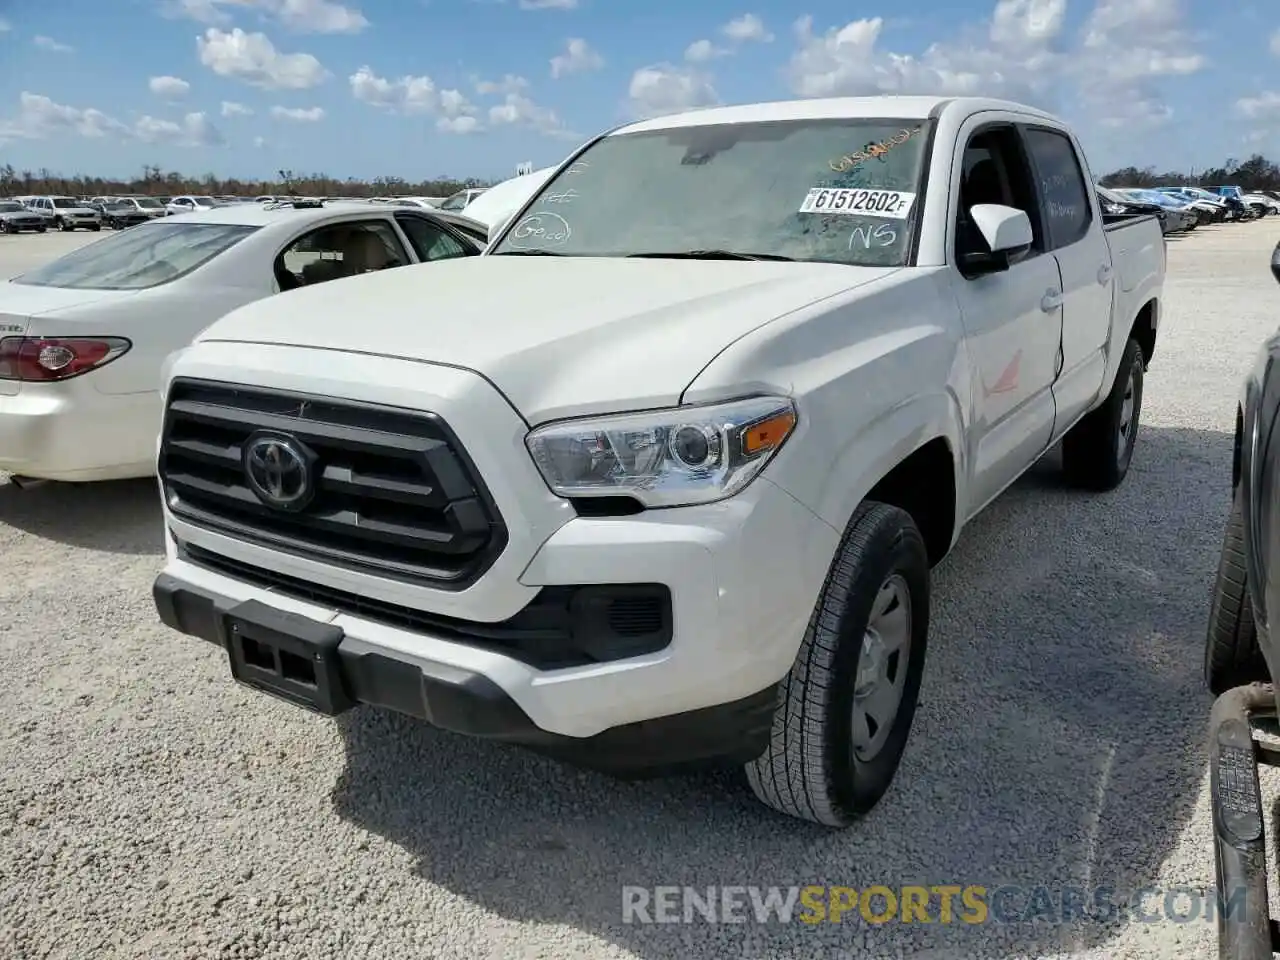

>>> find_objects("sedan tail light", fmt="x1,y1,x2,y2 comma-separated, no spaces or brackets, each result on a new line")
0,336,131,382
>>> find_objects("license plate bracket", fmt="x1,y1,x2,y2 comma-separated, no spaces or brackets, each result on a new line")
223,600,353,715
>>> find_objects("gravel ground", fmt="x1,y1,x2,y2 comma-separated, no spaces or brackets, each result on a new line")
2,222,1279,960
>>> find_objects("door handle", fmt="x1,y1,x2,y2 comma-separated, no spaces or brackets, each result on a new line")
1097,264,1113,285
1041,289,1063,312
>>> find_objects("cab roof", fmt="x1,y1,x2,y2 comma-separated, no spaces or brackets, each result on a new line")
612,96,1062,135
160,199,488,236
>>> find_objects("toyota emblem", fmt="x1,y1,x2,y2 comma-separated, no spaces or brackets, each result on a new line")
243,433,313,510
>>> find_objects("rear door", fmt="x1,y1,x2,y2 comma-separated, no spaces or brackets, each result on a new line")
1019,124,1114,435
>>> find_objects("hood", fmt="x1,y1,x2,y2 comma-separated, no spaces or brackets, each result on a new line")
0,210,39,219
198,255,898,424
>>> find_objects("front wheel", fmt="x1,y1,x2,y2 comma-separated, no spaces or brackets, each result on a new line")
1062,337,1145,491
745,501,931,827
89,224,101,232
36,225,46,233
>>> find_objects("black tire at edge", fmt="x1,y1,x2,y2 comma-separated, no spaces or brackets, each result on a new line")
1205,491,1268,695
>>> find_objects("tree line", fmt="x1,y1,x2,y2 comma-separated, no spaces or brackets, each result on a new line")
1098,153,1280,190
0,163,496,198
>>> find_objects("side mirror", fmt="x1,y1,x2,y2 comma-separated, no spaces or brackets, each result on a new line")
1271,241,1280,286
959,204,1033,276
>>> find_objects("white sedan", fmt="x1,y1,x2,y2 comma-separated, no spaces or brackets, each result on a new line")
0,199,489,483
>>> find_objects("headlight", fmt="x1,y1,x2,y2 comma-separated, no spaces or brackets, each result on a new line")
525,396,797,508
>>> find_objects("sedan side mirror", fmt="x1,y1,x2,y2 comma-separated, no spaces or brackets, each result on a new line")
959,203,1034,276
1272,240,1280,285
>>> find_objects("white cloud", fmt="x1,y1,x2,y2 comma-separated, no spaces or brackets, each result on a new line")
33,35,74,53
149,75,192,99
0,17,11,31
519,0,577,8
0,92,222,147
474,73,529,96
349,65,480,133
198,27,328,89
783,0,1203,129
628,64,717,118
136,111,225,146
684,39,727,62
722,13,773,43
253,135,267,147
1237,91,1280,120
550,38,603,78
162,0,367,33
1270,28,1280,56
270,104,324,121
221,100,253,116
487,91,576,138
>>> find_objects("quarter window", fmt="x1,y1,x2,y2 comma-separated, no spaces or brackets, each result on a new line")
395,215,474,262
1023,128,1092,249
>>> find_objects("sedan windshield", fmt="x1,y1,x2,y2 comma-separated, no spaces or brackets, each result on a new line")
0,201,24,213
136,197,163,208
192,196,216,205
51,198,80,208
13,222,259,290
489,117,932,267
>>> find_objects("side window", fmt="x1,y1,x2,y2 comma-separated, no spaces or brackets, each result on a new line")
954,126,1044,271
274,219,410,291
395,215,473,262
1023,128,1092,250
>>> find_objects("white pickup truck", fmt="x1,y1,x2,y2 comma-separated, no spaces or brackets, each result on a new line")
152,95,1164,827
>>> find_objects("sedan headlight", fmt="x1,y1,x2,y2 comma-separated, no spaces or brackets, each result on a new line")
525,396,797,508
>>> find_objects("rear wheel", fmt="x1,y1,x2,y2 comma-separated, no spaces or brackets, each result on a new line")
1062,337,1145,491
1205,491,1268,695
745,501,931,827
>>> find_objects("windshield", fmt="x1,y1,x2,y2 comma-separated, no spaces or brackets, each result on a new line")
106,201,133,210
52,198,80,209
13,222,259,290
0,202,24,213
136,197,163,208
489,118,932,267
192,196,216,206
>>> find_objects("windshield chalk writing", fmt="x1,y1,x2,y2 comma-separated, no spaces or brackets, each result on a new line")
510,212,571,245
544,189,579,204
565,161,590,175
848,222,898,250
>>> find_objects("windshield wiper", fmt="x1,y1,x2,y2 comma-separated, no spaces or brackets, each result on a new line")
626,249,797,262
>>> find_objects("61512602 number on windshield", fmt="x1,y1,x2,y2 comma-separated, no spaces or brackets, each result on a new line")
798,188,916,219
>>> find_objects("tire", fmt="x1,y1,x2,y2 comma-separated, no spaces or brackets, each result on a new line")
36,225,46,233
745,501,931,827
90,224,101,232
1062,336,1145,491
1205,491,1268,695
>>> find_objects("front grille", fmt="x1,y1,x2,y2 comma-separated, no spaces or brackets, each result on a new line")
160,379,507,589
178,541,673,669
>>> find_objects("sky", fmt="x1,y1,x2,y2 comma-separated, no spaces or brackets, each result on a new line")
0,0,1277,183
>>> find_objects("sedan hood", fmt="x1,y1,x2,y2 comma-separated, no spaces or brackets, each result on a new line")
199,255,898,424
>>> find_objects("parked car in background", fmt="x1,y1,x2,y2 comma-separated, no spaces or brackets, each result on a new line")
1114,188,1200,231
1241,192,1280,216
437,187,488,211
1206,186,1257,220
0,199,47,233
101,199,155,230
20,195,102,232
1156,187,1228,221
1097,186,1176,234
460,165,557,234
116,196,168,221
165,195,222,217
0,199,490,484
150,95,1165,827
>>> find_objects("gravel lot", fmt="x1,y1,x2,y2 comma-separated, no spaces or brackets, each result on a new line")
2,222,1280,960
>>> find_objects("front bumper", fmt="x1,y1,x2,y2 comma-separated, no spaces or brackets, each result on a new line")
1209,683,1280,959
154,570,780,777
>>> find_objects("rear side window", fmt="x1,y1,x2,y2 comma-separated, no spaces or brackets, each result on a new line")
1023,128,1092,249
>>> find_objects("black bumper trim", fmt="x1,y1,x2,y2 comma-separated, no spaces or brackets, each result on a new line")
153,573,777,778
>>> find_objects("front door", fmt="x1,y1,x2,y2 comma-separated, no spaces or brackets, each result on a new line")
947,121,1065,515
